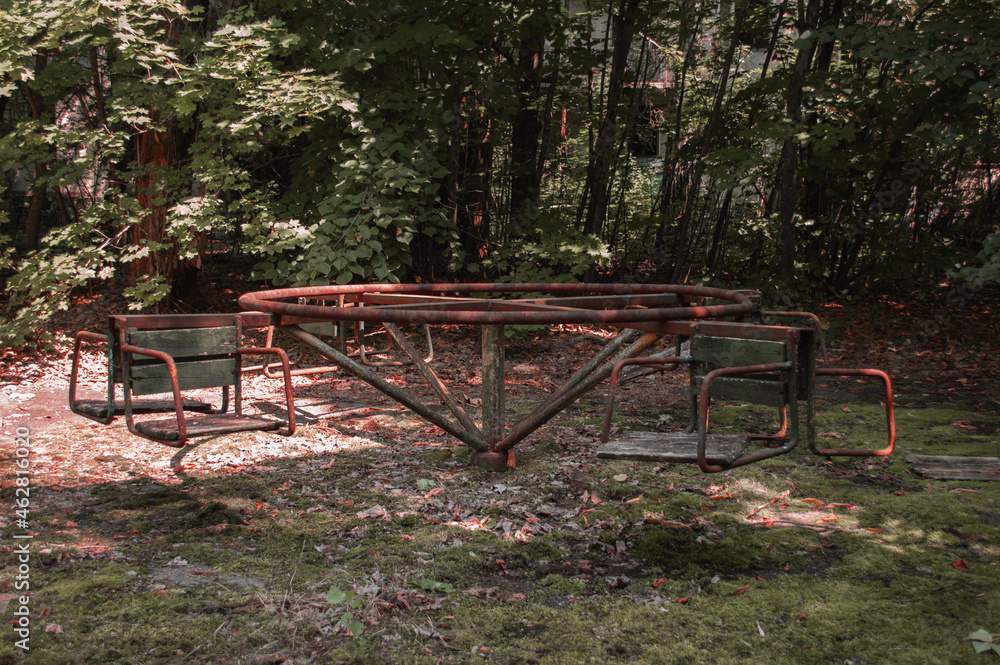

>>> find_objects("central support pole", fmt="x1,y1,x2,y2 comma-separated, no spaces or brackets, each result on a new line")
475,324,509,470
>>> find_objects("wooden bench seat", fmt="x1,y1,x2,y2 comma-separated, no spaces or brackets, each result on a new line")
71,397,213,421
132,412,284,442
69,313,272,425
598,320,896,473
598,323,807,473
70,313,295,448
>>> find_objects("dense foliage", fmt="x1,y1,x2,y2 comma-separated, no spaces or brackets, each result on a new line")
1,0,998,344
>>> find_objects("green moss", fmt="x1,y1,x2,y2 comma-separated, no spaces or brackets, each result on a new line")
5,388,999,664
539,573,587,595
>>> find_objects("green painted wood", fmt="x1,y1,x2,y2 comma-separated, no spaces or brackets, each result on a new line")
128,326,238,358
691,335,787,366
130,358,237,395
697,376,788,407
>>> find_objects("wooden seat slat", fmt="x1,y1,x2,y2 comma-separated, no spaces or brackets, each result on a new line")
597,432,749,465
73,398,213,419
127,326,239,359
134,414,281,441
130,357,238,395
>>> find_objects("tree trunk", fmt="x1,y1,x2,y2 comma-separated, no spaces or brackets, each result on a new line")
129,7,208,306
443,84,493,274
777,0,822,281
583,0,642,239
510,32,545,228
132,112,201,305
21,52,49,253
670,0,751,280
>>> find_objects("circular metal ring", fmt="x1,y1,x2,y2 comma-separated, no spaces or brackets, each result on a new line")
239,283,752,326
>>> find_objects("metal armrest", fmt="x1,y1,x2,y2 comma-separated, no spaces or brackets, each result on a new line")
69,331,114,424
238,347,297,436
599,355,690,442
696,361,797,473
120,344,187,446
810,368,895,457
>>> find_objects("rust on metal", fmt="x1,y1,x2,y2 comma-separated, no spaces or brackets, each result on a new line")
238,283,893,472
811,367,895,457
237,284,739,468
694,359,798,473
238,283,753,325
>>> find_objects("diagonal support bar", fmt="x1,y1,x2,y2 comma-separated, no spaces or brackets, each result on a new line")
280,325,488,451
498,331,662,452
383,322,483,441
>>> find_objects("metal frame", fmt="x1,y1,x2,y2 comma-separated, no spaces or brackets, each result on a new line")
248,296,436,377
240,283,751,468
598,321,895,472
237,284,894,470
69,330,118,424
69,313,296,447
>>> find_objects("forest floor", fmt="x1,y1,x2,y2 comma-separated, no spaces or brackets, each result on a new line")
2,271,1000,664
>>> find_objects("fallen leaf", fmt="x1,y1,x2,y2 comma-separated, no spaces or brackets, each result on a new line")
731,585,750,596
424,487,445,499
952,420,978,432
626,494,644,505
652,578,666,588
672,596,691,604
953,559,969,570
44,623,62,634
800,498,825,506
357,505,388,519
643,517,692,529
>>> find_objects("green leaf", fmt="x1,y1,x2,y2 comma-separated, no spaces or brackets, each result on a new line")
415,578,454,594
326,586,347,605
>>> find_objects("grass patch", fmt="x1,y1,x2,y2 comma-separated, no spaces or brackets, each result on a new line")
2,382,999,664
